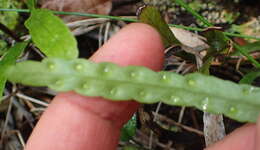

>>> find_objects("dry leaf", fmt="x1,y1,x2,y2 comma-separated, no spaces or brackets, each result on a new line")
169,27,209,63
170,27,209,50
39,0,112,22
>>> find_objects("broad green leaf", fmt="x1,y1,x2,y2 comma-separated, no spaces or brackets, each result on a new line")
6,58,260,122
138,6,180,47
0,0,22,32
25,9,78,59
239,70,260,84
202,29,229,73
203,29,229,53
26,0,37,10
0,42,27,100
121,115,137,141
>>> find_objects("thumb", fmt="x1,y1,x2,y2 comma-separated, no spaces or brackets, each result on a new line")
205,122,257,150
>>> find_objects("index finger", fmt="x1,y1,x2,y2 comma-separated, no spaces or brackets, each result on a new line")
25,23,164,150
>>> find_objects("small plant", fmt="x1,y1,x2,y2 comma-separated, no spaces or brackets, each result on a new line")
5,57,260,123
1,1,260,125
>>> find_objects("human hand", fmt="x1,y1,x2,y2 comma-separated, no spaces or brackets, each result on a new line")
205,122,258,150
24,23,259,150
24,23,164,150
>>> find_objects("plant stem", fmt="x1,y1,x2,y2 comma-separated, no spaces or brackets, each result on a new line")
233,42,260,68
169,24,203,31
173,0,213,27
0,22,21,42
172,0,260,68
223,32,260,40
0,8,260,40
54,10,138,22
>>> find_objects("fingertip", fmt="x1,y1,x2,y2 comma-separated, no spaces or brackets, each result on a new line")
255,116,260,148
91,23,164,71
25,23,165,150
205,123,256,150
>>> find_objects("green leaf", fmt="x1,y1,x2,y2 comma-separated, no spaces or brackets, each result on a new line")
25,9,78,59
0,42,27,100
203,29,229,53
239,70,260,84
121,114,137,141
241,41,260,53
6,58,260,123
202,29,229,73
26,0,37,10
138,6,180,47
199,56,213,75
0,0,22,32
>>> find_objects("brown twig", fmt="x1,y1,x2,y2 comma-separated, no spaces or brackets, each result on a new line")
0,22,21,42
190,109,200,130
152,112,204,136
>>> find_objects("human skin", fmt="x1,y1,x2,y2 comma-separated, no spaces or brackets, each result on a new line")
24,23,259,150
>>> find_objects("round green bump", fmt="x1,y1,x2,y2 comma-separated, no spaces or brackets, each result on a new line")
47,63,55,70
139,91,145,96
82,82,89,89
170,95,180,103
188,79,196,86
249,87,255,93
173,97,180,103
103,67,109,73
202,97,209,111
162,74,167,80
74,64,83,71
242,88,250,95
55,79,63,86
242,87,255,95
110,88,117,95
130,72,136,77
229,106,237,113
